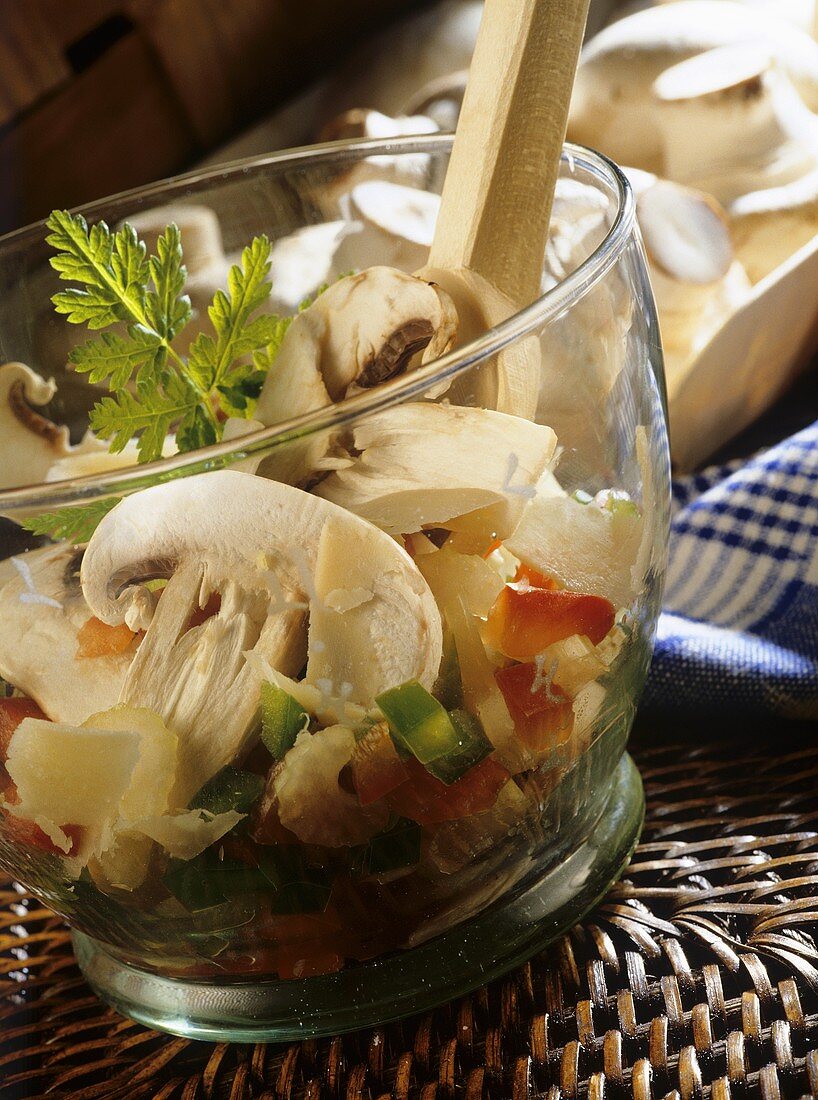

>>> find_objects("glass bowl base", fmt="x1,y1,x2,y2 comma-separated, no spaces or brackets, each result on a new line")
72,754,644,1043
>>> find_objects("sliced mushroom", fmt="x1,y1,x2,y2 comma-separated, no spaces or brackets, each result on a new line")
0,546,132,723
272,727,389,847
334,181,441,274
315,402,557,539
268,221,357,314
569,2,818,172
80,471,443,805
315,109,439,215
0,363,70,489
249,267,458,484
0,362,175,492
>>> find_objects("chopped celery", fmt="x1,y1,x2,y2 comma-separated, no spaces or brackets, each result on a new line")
190,767,265,816
260,682,308,759
353,817,422,877
376,680,462,764
427,709,493,785
433,632,464,711
257,847,332,914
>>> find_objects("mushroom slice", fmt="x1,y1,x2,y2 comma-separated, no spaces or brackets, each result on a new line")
250,267,458,484
268,221,357,314
0,363,71,490
273,726,389,847
315,403,557,539
315,109,439,212
569,1,818,172
416,266,541,419
334,181,441,274
80,471,443,804
0,546,132,724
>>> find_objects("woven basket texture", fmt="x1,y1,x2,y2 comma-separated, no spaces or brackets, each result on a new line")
2,738,818,1100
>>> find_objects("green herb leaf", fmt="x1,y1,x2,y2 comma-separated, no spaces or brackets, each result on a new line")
190,766,265,816
68,328,165,390
145,223,192,340
47,212,149,330
21,497,122,543
46,210,287,462
91,372,203,463
187,236,275,392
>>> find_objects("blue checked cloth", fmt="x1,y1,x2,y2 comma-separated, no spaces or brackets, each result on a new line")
643,419,818,721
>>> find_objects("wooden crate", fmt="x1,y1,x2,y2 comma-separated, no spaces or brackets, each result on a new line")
0,0,425,233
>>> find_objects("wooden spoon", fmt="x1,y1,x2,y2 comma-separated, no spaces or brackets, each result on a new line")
417,0,592,416
428,0,591,306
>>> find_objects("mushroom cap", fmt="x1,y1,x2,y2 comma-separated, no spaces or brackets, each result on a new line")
636,178,735,285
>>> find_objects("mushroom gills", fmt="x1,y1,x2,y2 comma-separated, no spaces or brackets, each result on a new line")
119,560,307,808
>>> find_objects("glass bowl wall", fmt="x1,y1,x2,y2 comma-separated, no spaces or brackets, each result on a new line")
0,137,669,1040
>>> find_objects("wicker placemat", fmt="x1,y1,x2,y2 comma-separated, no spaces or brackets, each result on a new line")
2,738,817,1100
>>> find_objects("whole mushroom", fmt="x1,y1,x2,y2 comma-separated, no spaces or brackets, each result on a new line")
569,2,818,172
651,45,818,281
80,471,443,805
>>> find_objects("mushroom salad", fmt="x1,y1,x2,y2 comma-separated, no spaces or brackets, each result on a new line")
0,197,652,980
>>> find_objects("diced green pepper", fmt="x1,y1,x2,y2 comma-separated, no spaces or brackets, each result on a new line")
353,817,422,877
257,847,332,914
433,632,464,711
376,680,463,764
426,709,493,785
164,853,265,912
190,767,265,816
260,682,308,759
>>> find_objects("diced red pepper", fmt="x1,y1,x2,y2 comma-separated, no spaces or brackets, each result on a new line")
351,722,410,806
485,585,615,660
76,617,138,658
2,814,83,857
495,662,574,753
386,755,509,825
0,696,47,761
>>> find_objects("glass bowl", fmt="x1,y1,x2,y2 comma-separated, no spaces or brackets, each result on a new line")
0,135,669,1041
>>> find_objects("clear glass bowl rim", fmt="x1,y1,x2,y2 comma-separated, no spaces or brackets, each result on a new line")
0,135,635,514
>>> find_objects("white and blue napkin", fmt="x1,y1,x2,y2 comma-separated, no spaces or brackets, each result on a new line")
644,420,818,720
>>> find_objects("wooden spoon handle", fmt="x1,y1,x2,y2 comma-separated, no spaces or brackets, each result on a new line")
428,0,591,307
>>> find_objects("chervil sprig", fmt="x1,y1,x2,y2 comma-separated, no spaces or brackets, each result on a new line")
45,210,282,464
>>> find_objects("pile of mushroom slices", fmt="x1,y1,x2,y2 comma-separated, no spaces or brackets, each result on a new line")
0,254,650,906
566,0,818,467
